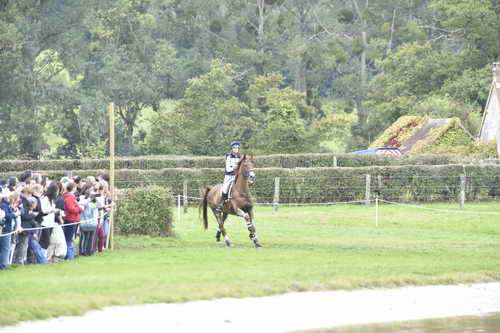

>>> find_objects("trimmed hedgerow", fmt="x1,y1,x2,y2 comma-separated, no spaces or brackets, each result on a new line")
4,164,495,204
116,185,174,236
0,157,222,172
0,153,493,173
1,164,500,203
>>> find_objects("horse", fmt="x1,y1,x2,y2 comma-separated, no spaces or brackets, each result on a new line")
201,155,262,248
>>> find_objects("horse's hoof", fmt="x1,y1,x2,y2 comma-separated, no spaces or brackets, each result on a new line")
255,243,263,248
225,240,232,247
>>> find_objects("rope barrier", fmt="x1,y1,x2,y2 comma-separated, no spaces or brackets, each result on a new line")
254,200,369,206
379,199,500,215
3,197,496,238
178,195,369,206
0,217,100,238
113,175,500,182
176,195,500,215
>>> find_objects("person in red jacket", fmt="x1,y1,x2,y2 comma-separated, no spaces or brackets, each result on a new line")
63,182,83,260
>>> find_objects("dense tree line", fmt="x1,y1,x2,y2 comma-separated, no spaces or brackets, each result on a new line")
0,0,498,159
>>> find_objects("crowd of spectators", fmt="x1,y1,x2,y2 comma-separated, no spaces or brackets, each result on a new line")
0,171,112,270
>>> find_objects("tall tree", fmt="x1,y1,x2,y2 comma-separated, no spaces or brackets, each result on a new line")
146,60,251,155
80,0,179,154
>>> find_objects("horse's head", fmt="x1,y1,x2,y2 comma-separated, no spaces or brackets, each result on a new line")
238,155,256,184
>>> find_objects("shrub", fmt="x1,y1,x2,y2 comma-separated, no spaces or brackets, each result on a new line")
116,186,174,236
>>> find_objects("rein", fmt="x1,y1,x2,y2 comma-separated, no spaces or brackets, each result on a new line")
233,157,254,194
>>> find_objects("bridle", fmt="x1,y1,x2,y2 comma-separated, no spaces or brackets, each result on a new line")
240,161,256,184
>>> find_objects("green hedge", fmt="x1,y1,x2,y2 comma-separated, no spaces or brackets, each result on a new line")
0,157,220,172
116,186,174,236
4,165,498,203
0,154,497,172
258,165,500,203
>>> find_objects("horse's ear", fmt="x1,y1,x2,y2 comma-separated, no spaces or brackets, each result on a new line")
249,155,255,161
242,154,247,161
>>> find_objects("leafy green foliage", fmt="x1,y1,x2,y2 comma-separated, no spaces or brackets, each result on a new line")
412,118,474,154
1,0,499,158
311,113,357,143
143,60,253,156
247,73,320,154
143,61,319,155
370,116,429,148
117,186,174,236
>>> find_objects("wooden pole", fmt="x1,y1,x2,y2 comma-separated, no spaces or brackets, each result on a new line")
273,177,280,211
108,103,115,251
460,174,466,209
183,180,188,213
177,195,181,224
365,174,371,205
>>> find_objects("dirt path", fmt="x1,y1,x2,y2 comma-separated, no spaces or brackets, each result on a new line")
3,283,500,333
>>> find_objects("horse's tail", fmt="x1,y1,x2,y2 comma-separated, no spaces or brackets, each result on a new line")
201,186,211,230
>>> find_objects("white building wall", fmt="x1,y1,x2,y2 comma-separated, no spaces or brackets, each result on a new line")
480,88,500,141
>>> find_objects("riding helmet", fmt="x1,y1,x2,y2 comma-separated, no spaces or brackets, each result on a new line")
229,141,241,149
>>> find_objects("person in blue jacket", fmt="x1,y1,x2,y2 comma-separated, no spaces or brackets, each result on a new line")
0,192,20,269
216,141,241,212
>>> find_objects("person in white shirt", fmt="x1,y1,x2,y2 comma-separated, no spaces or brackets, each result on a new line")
216,141,241,212
42,182,66,262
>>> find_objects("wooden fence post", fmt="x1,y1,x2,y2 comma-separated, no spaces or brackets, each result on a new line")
183,180,188,213
460,174,466,208
365,174,371,205
273,177,280,211
177,195,181,225
108,102,115,251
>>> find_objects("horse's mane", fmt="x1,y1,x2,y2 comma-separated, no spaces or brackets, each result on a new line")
233,155,245,184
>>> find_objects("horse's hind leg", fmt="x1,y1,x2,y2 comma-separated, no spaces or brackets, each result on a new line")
237,208,262,248
214,210,231,247
215,213,228,243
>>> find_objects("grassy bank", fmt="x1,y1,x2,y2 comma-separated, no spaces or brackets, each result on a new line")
1,202,500,326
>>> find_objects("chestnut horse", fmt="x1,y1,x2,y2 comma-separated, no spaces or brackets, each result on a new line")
201,155,262,248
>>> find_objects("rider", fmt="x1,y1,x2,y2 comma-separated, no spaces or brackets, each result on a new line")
216,141,241,211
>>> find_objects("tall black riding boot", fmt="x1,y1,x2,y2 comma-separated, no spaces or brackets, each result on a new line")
216,192,227,211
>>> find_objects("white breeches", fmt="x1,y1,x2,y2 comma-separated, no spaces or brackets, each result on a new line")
222,175,235,196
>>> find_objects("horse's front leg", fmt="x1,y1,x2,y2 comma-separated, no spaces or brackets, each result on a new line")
236,208,262,248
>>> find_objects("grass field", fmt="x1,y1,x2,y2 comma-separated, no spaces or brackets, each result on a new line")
1,202,500,326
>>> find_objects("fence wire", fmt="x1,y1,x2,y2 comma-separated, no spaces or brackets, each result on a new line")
173,195,500,227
